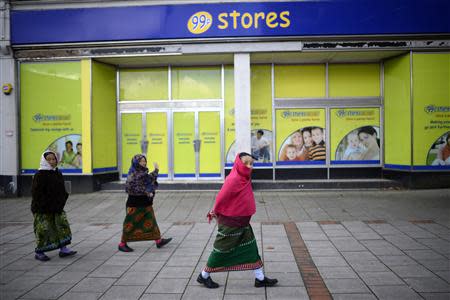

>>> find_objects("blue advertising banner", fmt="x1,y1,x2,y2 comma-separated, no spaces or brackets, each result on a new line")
11,1,450,45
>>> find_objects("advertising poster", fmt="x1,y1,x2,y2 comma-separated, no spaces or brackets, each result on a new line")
331,108,381,164
20,62,83,174
276,108,326,165
251,65,273,166
147,112,168,178
413,53,450,170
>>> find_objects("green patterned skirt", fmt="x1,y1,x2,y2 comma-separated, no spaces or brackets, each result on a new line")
121,206,161,242
205,224,263,272
33,212,72,253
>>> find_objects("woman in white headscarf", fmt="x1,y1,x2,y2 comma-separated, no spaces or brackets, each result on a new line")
31,151,76,261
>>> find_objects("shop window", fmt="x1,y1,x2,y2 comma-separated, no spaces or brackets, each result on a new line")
119,68,168,101
329,63,380,97
412,53,450,170
251,65,273,166
274,65,326,98
171,66,221,100
275,108,326,166
330,108,381,165
20,61,83,174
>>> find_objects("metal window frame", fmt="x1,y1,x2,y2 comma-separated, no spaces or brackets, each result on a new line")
117,64,225,181
271,62,384,171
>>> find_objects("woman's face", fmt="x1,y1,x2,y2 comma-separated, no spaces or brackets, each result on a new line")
303,131,313,147
291,132,303,147
66,143,73,151
359,132,377,148
139,157,147,168
241,155,254,169
45,153,57,168
76,144,82,153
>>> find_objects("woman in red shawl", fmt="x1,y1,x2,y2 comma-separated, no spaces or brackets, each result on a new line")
197,152,278,288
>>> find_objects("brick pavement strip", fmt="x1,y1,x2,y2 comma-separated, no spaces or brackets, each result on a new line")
284,222,333,300
1,190,449,299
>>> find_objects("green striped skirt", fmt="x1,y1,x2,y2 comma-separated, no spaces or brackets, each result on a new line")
205,224,263,272
33,212,72,253
121,206,161,242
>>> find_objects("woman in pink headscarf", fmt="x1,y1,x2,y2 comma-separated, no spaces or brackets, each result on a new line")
197,152,278,289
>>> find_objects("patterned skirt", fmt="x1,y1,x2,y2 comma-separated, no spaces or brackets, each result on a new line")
121,206,161,242
33,212,72,253
205,224,263,272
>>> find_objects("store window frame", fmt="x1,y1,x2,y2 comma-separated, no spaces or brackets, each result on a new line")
117,65,226,180
271,62,384,179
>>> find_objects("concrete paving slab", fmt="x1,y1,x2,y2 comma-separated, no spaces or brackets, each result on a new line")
1,190,449,300
371,285,423,300
359,271,404,286
266,286,309,299
99,285,146,300
21,283,74,299
71,277,116,293
146,278,189,294
403,277,450,293
317,266,359,279
58,292,102,300
420,292,450,300
323,278,370,293
115,271,157,286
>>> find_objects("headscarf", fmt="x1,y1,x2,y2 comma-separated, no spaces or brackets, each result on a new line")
125,154,149,195
39,151,58,171
128,154,147,175
212,153,256,217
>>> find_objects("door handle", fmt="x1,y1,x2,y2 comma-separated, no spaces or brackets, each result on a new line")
193,139,201,152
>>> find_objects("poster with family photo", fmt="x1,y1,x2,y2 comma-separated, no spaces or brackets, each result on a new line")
46,134,82,170
427,131,450,166
335,126,380,162
278,126,326,164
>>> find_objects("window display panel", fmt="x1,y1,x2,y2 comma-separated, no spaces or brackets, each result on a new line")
276,108,326,165
330,108,381,165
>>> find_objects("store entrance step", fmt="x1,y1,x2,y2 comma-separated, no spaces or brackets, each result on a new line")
101,178,402,191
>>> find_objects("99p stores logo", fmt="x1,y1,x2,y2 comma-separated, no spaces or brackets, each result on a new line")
187,11,213,34
187,9,291,35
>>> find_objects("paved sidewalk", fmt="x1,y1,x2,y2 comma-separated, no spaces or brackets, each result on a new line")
0,190,449,299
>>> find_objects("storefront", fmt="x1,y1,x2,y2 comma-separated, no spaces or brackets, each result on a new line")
1,0,449,194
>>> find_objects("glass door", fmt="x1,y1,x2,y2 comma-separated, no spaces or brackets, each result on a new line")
121,110,222,180
146,112,169,178
172,110,222,180
173,112,196,178
120,113,143,179
198,111,221,178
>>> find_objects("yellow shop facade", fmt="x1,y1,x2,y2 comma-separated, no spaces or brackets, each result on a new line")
1,0,449,194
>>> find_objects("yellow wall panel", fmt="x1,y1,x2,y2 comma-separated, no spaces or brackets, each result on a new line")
329,64,380,97
275,65,326,98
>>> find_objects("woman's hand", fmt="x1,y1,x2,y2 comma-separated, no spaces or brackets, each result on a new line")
206,211,217,224
146,192,154,198
153,162,159,170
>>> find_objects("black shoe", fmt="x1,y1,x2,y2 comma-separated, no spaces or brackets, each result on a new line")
118,244,134,252
255,277,278,287
197,273,219,289
156,238,172,248
58,250,77,258
35,253,50,261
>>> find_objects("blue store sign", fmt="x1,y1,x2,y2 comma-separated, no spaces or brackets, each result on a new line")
11,0,450,45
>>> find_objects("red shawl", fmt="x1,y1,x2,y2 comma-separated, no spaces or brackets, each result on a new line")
212,154,256,217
